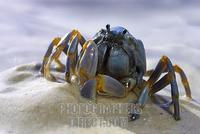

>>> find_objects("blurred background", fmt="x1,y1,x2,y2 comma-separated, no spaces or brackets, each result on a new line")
0,0,200,101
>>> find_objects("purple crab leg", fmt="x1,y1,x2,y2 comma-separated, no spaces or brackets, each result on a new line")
40,37,61,74
145,65,191,99
43,31,75,81
132,56,181,121
65,35,79,82
43,30,86,81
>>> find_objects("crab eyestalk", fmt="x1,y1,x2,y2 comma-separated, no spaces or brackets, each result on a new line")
106,24,110,32
122,29,127,35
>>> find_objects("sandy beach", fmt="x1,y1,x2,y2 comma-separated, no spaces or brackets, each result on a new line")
0,63,200,134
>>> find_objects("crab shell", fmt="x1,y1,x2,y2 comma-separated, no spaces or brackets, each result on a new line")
93,26,146,89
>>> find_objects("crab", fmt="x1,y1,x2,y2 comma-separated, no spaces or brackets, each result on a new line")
40,24,192,121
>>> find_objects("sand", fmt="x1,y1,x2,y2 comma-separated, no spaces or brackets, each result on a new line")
0,63,200,134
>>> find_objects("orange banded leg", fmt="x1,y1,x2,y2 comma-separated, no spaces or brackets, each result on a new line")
40,37,61,74
43,33,72,81
150,73,173,95
131,56,181,121
63,29,86,78
44,46,64,81
54,58,65,72
173,65,191,98
65,35,79,82
70,29,86,46
145,64,191,99
43,30,86,81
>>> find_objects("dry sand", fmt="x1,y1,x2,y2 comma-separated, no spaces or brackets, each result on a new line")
0,63,200,134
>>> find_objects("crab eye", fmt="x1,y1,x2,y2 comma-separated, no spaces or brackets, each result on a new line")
106,24,110,31
122,29,127,35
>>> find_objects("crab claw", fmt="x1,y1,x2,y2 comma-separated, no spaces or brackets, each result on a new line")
80,79,97,100
96,75,126,97
80,75,127,99
76,40,98,85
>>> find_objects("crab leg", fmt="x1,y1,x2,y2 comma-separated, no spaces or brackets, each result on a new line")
145,65,191,99
43,30,86,81
132,56,181,120
173,65,191,98
43,32,73,81
65,35,79,82
40,37,61,74
149,73,173,95
64,30,86,78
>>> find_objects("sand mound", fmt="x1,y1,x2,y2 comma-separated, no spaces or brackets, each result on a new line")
0,63,200,134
